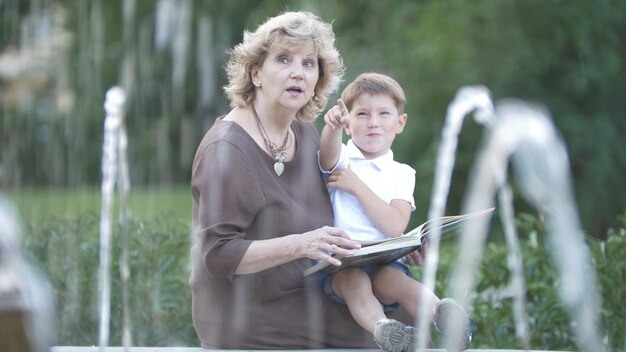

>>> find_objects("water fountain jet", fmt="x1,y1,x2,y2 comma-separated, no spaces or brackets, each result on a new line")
447,100,603,351
0,194,55,352
98,86,132,351
415,85,494,350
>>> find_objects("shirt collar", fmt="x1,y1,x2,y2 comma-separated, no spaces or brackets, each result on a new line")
346,139,394,170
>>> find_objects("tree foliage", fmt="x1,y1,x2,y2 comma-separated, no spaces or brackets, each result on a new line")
1,0,624,238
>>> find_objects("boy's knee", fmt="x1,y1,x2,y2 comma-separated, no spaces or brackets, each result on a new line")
373,265,408,283
333,268,370,293
335,268,369,283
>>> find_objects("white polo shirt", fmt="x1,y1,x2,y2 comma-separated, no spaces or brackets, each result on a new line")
320,139,416,242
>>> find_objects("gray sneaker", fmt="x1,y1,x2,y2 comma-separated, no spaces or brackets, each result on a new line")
372,318,417,352
433,298,472,351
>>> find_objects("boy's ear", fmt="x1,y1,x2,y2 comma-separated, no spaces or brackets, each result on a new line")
396,113,408,134
344,120,352,136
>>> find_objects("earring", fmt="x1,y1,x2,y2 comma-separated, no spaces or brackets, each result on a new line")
253,80,262,87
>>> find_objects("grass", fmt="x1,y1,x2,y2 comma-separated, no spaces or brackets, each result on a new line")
4,185,192,226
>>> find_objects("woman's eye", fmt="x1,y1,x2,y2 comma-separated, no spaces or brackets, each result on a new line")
304,60,316,69
278,56,289,64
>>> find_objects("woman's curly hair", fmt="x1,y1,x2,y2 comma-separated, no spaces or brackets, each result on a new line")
224,11,344,123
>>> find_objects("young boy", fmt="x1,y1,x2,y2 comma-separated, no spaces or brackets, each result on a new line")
318,73,471,352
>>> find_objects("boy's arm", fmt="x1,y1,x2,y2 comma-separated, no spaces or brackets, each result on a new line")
319,123,343,170
327,169,412,237
319,99,350,170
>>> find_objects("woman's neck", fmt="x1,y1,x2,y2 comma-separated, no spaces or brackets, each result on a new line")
252,100,295,136
225,104,296,163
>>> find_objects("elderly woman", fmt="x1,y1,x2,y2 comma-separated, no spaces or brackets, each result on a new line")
189,11,413,349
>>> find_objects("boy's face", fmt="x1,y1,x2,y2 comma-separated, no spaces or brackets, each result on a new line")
345,93,407,159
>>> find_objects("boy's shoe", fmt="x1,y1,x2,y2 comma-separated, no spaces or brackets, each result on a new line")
433,298,473,351
372,318,417,352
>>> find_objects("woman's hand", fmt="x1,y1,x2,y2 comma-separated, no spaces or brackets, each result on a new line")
404,238,429,266
295,226,361,267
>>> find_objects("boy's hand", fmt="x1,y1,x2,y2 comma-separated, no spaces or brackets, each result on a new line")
404,239,428,266
324,99,350,130
326,167,361,195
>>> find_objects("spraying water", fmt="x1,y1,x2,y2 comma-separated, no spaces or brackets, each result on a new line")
448,100,602,351
97,86,132,350
415,85,494,350
0,194,55,352
496,183,530,349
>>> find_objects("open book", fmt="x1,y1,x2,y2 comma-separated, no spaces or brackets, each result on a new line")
303,208,495,277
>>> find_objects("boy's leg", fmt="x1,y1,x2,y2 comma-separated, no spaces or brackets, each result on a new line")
331,268,386,333
434,298,473,351
373,265,472,350
372,265,439,323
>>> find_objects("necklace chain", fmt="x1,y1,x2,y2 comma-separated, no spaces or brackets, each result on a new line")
251,104,291,160
251,104,292,176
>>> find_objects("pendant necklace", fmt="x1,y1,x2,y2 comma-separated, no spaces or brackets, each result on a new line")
251,105,291,176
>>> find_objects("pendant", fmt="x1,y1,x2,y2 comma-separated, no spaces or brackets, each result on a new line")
274,161,284,176
273,153,286,176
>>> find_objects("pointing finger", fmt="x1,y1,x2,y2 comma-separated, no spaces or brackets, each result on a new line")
337,99,349,118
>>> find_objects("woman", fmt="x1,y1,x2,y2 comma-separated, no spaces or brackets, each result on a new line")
189,11,413,349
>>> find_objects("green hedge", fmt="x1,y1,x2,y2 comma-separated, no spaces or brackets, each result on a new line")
23,212,198,347
420,212,626,351
22,211,626,350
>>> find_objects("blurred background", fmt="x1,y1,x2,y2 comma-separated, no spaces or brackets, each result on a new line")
2,0,625,235
1,0,625,350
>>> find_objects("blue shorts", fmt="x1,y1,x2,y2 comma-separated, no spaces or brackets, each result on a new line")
317,261,413,313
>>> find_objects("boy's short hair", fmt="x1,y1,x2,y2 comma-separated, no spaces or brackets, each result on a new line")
340,73,406,114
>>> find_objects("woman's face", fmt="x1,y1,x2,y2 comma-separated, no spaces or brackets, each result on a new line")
252,41,319,113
